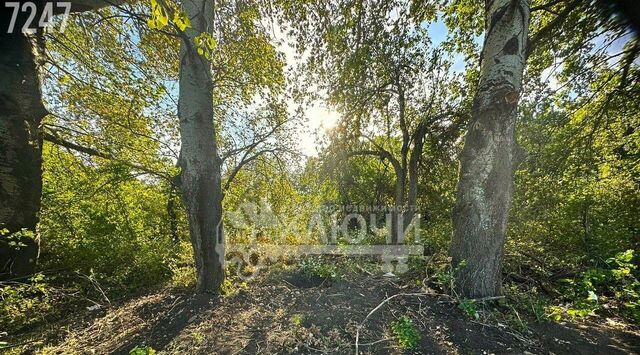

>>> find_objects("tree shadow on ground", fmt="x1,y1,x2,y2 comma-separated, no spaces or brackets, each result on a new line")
30,266,640,354
531,320,640,355
110,291,219,354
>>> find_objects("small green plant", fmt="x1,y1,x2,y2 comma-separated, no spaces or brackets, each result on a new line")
290,313,303,326
525,297,548,322
432,260,466,295
169,264,196,289
221,276,248,297
0,273,53,331
390,315,420,350
300,257,340,282
457,298,479,319
129,345,156,355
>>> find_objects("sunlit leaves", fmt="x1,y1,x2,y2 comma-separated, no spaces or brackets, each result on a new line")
440,0,483,58
195,32,216,59
147,0,169,29
173,9,191,31
39,144,180,292
146,0,190,31
44,6,179,178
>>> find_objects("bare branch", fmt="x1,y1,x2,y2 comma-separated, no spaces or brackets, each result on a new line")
53,0,129,15
526,0,580,58
42,128,173,183
223,148,285,190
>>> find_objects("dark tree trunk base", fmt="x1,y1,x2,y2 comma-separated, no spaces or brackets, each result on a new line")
0,31,46,279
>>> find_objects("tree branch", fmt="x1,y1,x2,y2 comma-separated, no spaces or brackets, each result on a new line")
526,0,580,58
42,129,173,184
52,0,129,15
531,0,567,12
223,148,283,190
348,149,402,175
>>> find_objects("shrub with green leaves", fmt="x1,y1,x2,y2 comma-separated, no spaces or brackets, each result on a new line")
0,274,53,331
391,315,420,350
550,249,639,322
39,145,185,294
300,257,340,282
430,259,467,295
458,298,479,320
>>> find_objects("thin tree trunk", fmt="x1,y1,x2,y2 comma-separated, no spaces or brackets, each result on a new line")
0,32,46,279
391,82,409,245
390,168,405,244
404,123,427,234
450,0,531,297
167,174,181,244
178,0,225,294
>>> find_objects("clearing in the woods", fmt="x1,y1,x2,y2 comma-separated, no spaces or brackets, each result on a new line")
13,261,640,354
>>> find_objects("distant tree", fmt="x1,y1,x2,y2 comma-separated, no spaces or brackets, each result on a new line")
281,0,468,243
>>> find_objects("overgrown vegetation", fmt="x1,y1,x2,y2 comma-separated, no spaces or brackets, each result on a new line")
300,257,341,283
1,0,639,352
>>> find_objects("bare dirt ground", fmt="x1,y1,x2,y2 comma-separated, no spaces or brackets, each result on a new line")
10,266,640,354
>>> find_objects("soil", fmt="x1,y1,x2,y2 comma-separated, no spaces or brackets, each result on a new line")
8,266,640,354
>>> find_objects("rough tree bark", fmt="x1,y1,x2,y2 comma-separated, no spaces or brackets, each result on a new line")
451,0,531,297
0,0,127,279
178,0,225,294
0,31,46,279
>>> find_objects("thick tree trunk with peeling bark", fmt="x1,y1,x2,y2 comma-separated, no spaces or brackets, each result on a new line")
178,0,225,294
0,32,46,279
451,0,530,297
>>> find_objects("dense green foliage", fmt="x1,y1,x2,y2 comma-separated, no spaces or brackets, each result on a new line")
40,144,179,291
391,315,421,349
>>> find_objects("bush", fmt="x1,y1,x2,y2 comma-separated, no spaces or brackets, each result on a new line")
39,146,186,295
0,274,53,332
391,315,420,349
300,257,340,282
551,249,640,322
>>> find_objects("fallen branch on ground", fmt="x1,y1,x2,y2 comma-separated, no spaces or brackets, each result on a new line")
354,292,428,355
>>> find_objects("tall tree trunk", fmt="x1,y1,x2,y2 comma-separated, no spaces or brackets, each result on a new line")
390,168,405,245
404,123,427,235
0,1,126,279
450,0,531,297
0,32,46,279
178,0,225,294
390,83,409,245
